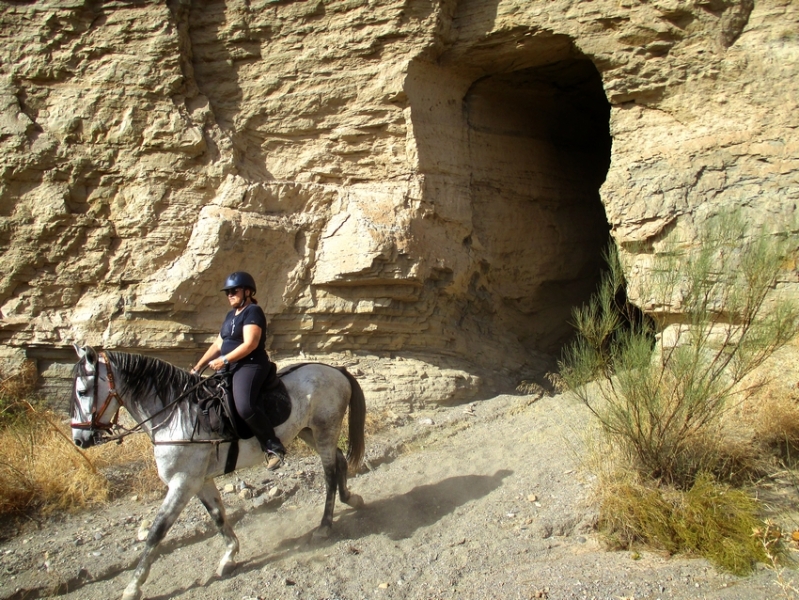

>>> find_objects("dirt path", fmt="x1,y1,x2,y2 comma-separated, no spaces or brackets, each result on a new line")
1,391,795,600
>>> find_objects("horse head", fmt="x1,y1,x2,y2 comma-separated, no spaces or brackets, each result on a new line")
71,344,122,448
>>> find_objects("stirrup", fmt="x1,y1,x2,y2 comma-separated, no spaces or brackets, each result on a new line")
266,451,284,471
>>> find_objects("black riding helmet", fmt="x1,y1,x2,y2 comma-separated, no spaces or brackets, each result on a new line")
221,271,257,293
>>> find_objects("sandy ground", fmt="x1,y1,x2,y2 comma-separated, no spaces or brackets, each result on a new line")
1,390,798,600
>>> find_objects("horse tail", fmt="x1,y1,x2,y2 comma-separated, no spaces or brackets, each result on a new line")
338,367,366,472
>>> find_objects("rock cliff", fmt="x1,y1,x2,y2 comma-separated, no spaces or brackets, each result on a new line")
1,0,797,406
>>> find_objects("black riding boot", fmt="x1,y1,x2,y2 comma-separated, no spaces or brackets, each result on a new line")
244,413,286,470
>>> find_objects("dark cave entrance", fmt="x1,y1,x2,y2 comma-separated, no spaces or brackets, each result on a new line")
464,58,612,354
406,51,612,372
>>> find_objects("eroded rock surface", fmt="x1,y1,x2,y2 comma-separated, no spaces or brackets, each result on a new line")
1,0,797,406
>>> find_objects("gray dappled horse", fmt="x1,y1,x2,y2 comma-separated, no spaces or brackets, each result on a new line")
71,345,365,600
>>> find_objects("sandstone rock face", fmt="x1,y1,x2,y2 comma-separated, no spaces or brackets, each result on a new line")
1,0,797,407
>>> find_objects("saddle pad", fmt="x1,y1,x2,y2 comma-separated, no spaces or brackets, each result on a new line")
260,378,292,428
198,370,294,440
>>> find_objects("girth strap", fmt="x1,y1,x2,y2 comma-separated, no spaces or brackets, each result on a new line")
224,441,239,474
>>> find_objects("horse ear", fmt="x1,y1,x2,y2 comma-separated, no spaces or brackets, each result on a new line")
85,346,98,365
74,344,97,365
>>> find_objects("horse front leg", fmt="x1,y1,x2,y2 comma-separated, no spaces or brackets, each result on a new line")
197,479,239,577
122,476,197,600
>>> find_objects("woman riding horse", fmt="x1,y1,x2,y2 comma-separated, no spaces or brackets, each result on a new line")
71,344,366,600
190,271,286,469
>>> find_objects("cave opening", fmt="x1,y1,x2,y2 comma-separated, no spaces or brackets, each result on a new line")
463,57,612,356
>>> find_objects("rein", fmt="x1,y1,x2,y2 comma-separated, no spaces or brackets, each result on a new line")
86,353,232,446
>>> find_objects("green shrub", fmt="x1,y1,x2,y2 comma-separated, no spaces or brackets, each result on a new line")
561,211,799,487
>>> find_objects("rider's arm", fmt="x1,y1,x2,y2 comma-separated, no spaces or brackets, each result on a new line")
207,324,261,371
191,335,223,374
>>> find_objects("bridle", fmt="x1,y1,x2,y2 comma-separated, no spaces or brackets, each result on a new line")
72,350,123,436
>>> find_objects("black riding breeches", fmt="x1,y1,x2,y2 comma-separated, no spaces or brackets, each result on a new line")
231,362,269,421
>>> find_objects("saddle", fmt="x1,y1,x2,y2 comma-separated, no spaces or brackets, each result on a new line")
195,374,292,440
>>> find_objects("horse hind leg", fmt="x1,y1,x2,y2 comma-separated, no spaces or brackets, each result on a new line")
336,448,364,509
298,429,362,540
304,439,365,542
197,479,240,577
298,428,338,542
122,479,197,600
314,449,338,542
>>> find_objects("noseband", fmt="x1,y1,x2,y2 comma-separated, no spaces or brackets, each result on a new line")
72,351,122,433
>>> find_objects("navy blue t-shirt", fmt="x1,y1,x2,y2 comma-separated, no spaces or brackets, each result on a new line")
219,303,269,365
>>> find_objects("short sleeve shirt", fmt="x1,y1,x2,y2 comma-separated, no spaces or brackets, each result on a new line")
219,303,269,364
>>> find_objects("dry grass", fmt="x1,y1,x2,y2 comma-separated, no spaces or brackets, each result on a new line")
717,341,799,476
752,385,799,464
515,380,546,396
0,410,111,515
0,408,162,518
0,361,39,425
0,361,37,393
596,466,783,575
0,359,161,519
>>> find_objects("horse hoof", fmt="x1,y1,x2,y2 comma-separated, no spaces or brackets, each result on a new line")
217,560,237,578
122,588,142,600
311,526,331,543
345,494,365,509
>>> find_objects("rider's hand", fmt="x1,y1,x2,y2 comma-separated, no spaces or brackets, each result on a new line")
209,357,227,371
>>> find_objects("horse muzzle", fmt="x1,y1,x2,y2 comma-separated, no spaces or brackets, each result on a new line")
72,427,103,448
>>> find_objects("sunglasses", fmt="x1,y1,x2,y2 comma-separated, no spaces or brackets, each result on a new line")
224,287,241,296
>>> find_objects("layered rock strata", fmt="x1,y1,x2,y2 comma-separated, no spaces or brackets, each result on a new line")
0,0,796,406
